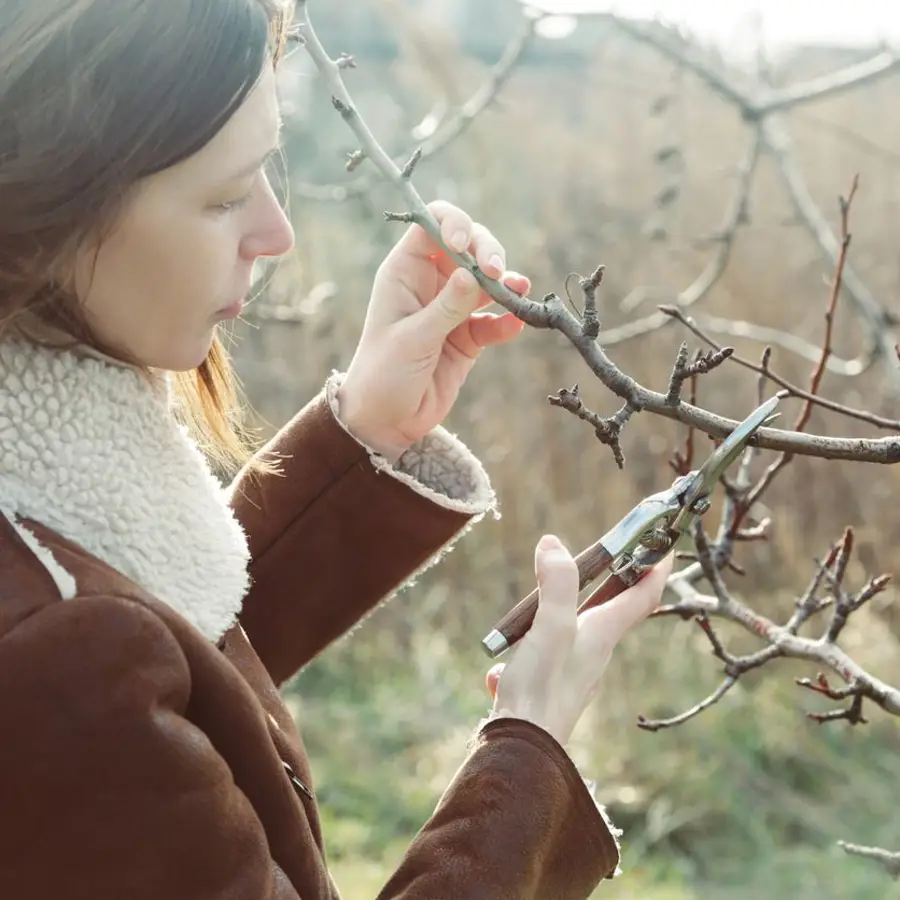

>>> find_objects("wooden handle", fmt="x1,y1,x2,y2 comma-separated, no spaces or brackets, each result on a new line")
576,570,635,614
482,540,615,658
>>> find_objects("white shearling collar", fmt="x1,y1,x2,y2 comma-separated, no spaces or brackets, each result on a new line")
0,340,250,643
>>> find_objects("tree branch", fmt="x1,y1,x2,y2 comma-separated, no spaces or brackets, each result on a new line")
760,116,900,379
660,307,894,430
292,11,540,202
650,580,900,718
837,842,900,879
586,11,900,385
604,127,762,345
756,52,900,116
294,3,900,465
664,310,877,379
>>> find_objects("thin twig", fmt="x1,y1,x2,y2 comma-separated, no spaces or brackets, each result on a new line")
673,311,877,378
650,585,900,717
605,128,763,345
637,675,738,732
760,116,899,381
547,384,635,468
838,842,900,879
668,350,701,476
661,307,895,430
292,12,540,202
744,176,859,509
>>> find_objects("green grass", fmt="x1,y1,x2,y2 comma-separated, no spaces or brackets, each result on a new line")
326,846,900,900
286,606,900,900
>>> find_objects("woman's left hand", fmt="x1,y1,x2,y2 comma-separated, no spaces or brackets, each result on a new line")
336,200,530,462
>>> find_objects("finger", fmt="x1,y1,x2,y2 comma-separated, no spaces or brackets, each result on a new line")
502,271,531,297
578,552,674,642
432,200,475,255
414,266,482,341
465,311,525,349
528,534,578,650
468,223,506,279
386,200,474,262
486,663,505,700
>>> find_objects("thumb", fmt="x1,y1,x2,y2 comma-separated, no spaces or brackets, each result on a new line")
418,267,482,340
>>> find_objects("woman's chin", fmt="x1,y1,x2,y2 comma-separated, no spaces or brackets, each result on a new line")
149,333,218,373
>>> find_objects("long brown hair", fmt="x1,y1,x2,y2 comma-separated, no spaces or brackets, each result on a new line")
0,0,294,474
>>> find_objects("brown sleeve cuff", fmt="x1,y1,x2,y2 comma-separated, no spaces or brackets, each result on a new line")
376,715,621,899
474,717,622,880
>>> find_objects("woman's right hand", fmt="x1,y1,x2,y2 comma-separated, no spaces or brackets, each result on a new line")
485,533,673,747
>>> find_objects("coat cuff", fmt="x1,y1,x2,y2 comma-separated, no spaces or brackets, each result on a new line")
474,714,623,879
325,372,498,519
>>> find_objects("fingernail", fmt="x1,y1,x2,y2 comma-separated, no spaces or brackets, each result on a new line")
456,269,479,293
538,534,562,551
489,254,504,274
450,230,468,252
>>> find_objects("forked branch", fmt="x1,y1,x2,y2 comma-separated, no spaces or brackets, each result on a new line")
292,1,900,465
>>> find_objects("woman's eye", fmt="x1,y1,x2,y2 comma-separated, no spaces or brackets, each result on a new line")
216,191,252,213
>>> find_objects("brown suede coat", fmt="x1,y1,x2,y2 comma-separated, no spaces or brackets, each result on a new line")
0,387,620,899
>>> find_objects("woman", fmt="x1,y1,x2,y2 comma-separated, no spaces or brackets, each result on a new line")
0,1,671,898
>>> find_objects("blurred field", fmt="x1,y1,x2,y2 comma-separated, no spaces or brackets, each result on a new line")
229,5,900,896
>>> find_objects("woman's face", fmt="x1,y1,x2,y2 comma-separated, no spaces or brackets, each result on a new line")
74,64,295,371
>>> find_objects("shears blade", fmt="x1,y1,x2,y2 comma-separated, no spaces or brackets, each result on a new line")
681,393,782,509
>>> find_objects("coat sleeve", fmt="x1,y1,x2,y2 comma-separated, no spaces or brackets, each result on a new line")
0,600,621,900
0,596,299,900
374,717,622,899
228,373,497,685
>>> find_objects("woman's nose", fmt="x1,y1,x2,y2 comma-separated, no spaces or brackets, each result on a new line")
241,185,295,260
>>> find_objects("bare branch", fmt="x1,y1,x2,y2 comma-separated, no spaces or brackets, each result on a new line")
668,350,700,476
292,12,540,202
638,607,782,732
593,10,900,120
761,117,900,380
825,571,892,643
837,842,900,879
665,342,732,406
581,11,900,384
637,674,738,732
756,52,900,116
661,307,896,430
743,176,859,507
606,128,762,343
547,384,635,469
651,584,900,717
578,265,605,339
785,541,842,634
599,15,751,112
666,310,876,378
806,692,868,726
656,494,900,728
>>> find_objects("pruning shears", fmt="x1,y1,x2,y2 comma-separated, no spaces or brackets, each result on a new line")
481,394,782,659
